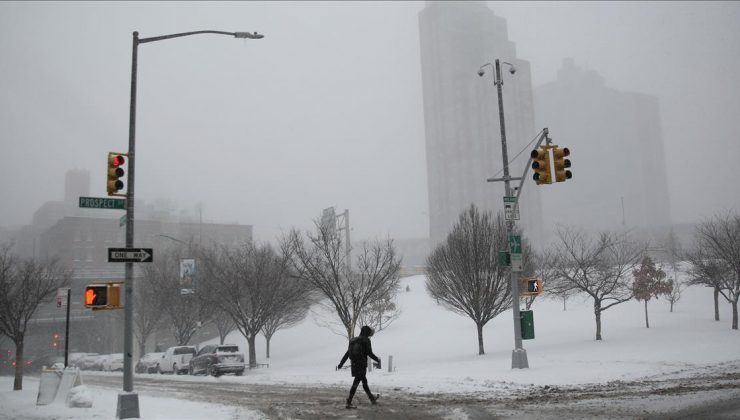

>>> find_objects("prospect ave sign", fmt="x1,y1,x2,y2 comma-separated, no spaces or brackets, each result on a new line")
79,196,126,210
108,248,153,263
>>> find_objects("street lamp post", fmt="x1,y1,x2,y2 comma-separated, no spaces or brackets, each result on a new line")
479,59,529,369
118,29,263,419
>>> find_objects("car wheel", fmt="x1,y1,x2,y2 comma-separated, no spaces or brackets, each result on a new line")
157,364,163,375
208,365,219,377
173,363,178,374
235,369,244,376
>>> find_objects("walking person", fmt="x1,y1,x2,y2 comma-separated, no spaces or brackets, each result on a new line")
336,325,381,409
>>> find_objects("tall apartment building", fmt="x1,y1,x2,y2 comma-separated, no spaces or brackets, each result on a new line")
534,58,672,239
418,1,543,247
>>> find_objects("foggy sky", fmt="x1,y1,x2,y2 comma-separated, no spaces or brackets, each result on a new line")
1,1,739,243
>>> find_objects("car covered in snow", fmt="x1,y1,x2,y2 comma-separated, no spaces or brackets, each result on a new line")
102,353,124,372
188,344,245,377
158,346,196,375
135,352,164,373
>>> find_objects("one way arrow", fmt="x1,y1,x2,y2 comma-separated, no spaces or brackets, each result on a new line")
108,248,154,263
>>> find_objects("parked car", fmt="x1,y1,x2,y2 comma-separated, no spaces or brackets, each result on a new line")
78,353,103,371
188,344,245,377
102,353,124,372
135,352,164,374
68,352,93,368
158,346,196,375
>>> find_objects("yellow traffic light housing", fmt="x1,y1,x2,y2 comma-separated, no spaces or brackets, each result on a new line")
84,283,123,310
107,152,127,197
552,146,572,182
530,146,552,185
520,277,543,296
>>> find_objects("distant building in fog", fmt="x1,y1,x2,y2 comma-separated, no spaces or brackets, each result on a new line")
418,1,543,247
534,58,672,238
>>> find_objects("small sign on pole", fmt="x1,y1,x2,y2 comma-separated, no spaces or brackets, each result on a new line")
504,196,520,221
56,288,69,308
509,235,523,272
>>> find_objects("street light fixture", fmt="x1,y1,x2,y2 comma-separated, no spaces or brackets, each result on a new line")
478,59,529,370
118,29,263,419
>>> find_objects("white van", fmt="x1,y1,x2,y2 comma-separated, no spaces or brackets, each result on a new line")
158,345,196,375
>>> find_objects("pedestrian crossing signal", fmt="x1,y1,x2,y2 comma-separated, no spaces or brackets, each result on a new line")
84,283,122,310
520,277,543,296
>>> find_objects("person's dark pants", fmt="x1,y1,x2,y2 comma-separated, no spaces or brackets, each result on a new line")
348,373,373,402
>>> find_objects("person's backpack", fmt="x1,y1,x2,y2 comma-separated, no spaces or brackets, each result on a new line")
348,337,365,362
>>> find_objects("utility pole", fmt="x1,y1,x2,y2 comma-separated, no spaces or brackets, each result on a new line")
480,59,528,369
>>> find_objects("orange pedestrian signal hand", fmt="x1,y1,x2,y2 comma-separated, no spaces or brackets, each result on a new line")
85,288,96,306
84,285,109,308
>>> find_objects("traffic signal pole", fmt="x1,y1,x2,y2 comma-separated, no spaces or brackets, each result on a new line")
480,59,555,369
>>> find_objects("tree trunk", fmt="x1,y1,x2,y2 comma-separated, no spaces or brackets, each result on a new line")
247,334,257,368
644,300,650,328
563,296,567,311
138,339,146,360
732,299,738,330
476,322,485,355
13,339,24,391
265,334,272,359
670,300,674,313
594,299,602,341
714,286,720,321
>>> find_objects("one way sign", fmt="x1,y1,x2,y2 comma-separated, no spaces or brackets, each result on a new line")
108,248,154,263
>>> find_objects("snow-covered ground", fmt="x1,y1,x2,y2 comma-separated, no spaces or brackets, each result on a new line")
2,273,739,419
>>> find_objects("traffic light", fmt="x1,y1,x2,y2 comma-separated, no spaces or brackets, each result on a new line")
552,146,572,182
51,333,60,349
520,277,543,296
107,152,127,196
530,146,552,185
84,283,122,310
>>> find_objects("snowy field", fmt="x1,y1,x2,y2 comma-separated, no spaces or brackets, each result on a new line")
1,273,739,419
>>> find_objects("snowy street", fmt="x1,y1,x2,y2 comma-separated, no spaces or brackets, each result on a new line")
20,363,737,420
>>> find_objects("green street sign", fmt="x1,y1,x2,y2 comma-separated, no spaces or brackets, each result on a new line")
79,196,126,210
509,235,522,254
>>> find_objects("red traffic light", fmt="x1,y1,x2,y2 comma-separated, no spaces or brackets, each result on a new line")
111,155,125,166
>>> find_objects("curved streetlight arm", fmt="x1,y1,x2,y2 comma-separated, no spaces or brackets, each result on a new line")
139,30,264,44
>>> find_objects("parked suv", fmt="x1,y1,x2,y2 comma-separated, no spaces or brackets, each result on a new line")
158,346,196,375
189,344,245,377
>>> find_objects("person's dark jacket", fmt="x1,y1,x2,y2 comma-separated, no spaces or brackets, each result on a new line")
337,328,380,377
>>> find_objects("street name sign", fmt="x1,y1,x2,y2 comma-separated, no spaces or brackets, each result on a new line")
79,197,126,210
504,196,520,221
509,235,523,272
108,248,153,263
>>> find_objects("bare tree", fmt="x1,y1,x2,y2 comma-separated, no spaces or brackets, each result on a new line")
284,220,401,340
261,303,310,359
692,213,740,329
211,313,236,345
549,228,643,340
632,256,672,328
134,276,166,356
0,244,71,390
425,205,513,355
200,242,313,367
666,278,683,313
143,246,213,346
684,246,727,321
357,289,401,332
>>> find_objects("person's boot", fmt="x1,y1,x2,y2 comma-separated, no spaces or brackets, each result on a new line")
346,398,356,409
369,394,380,405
